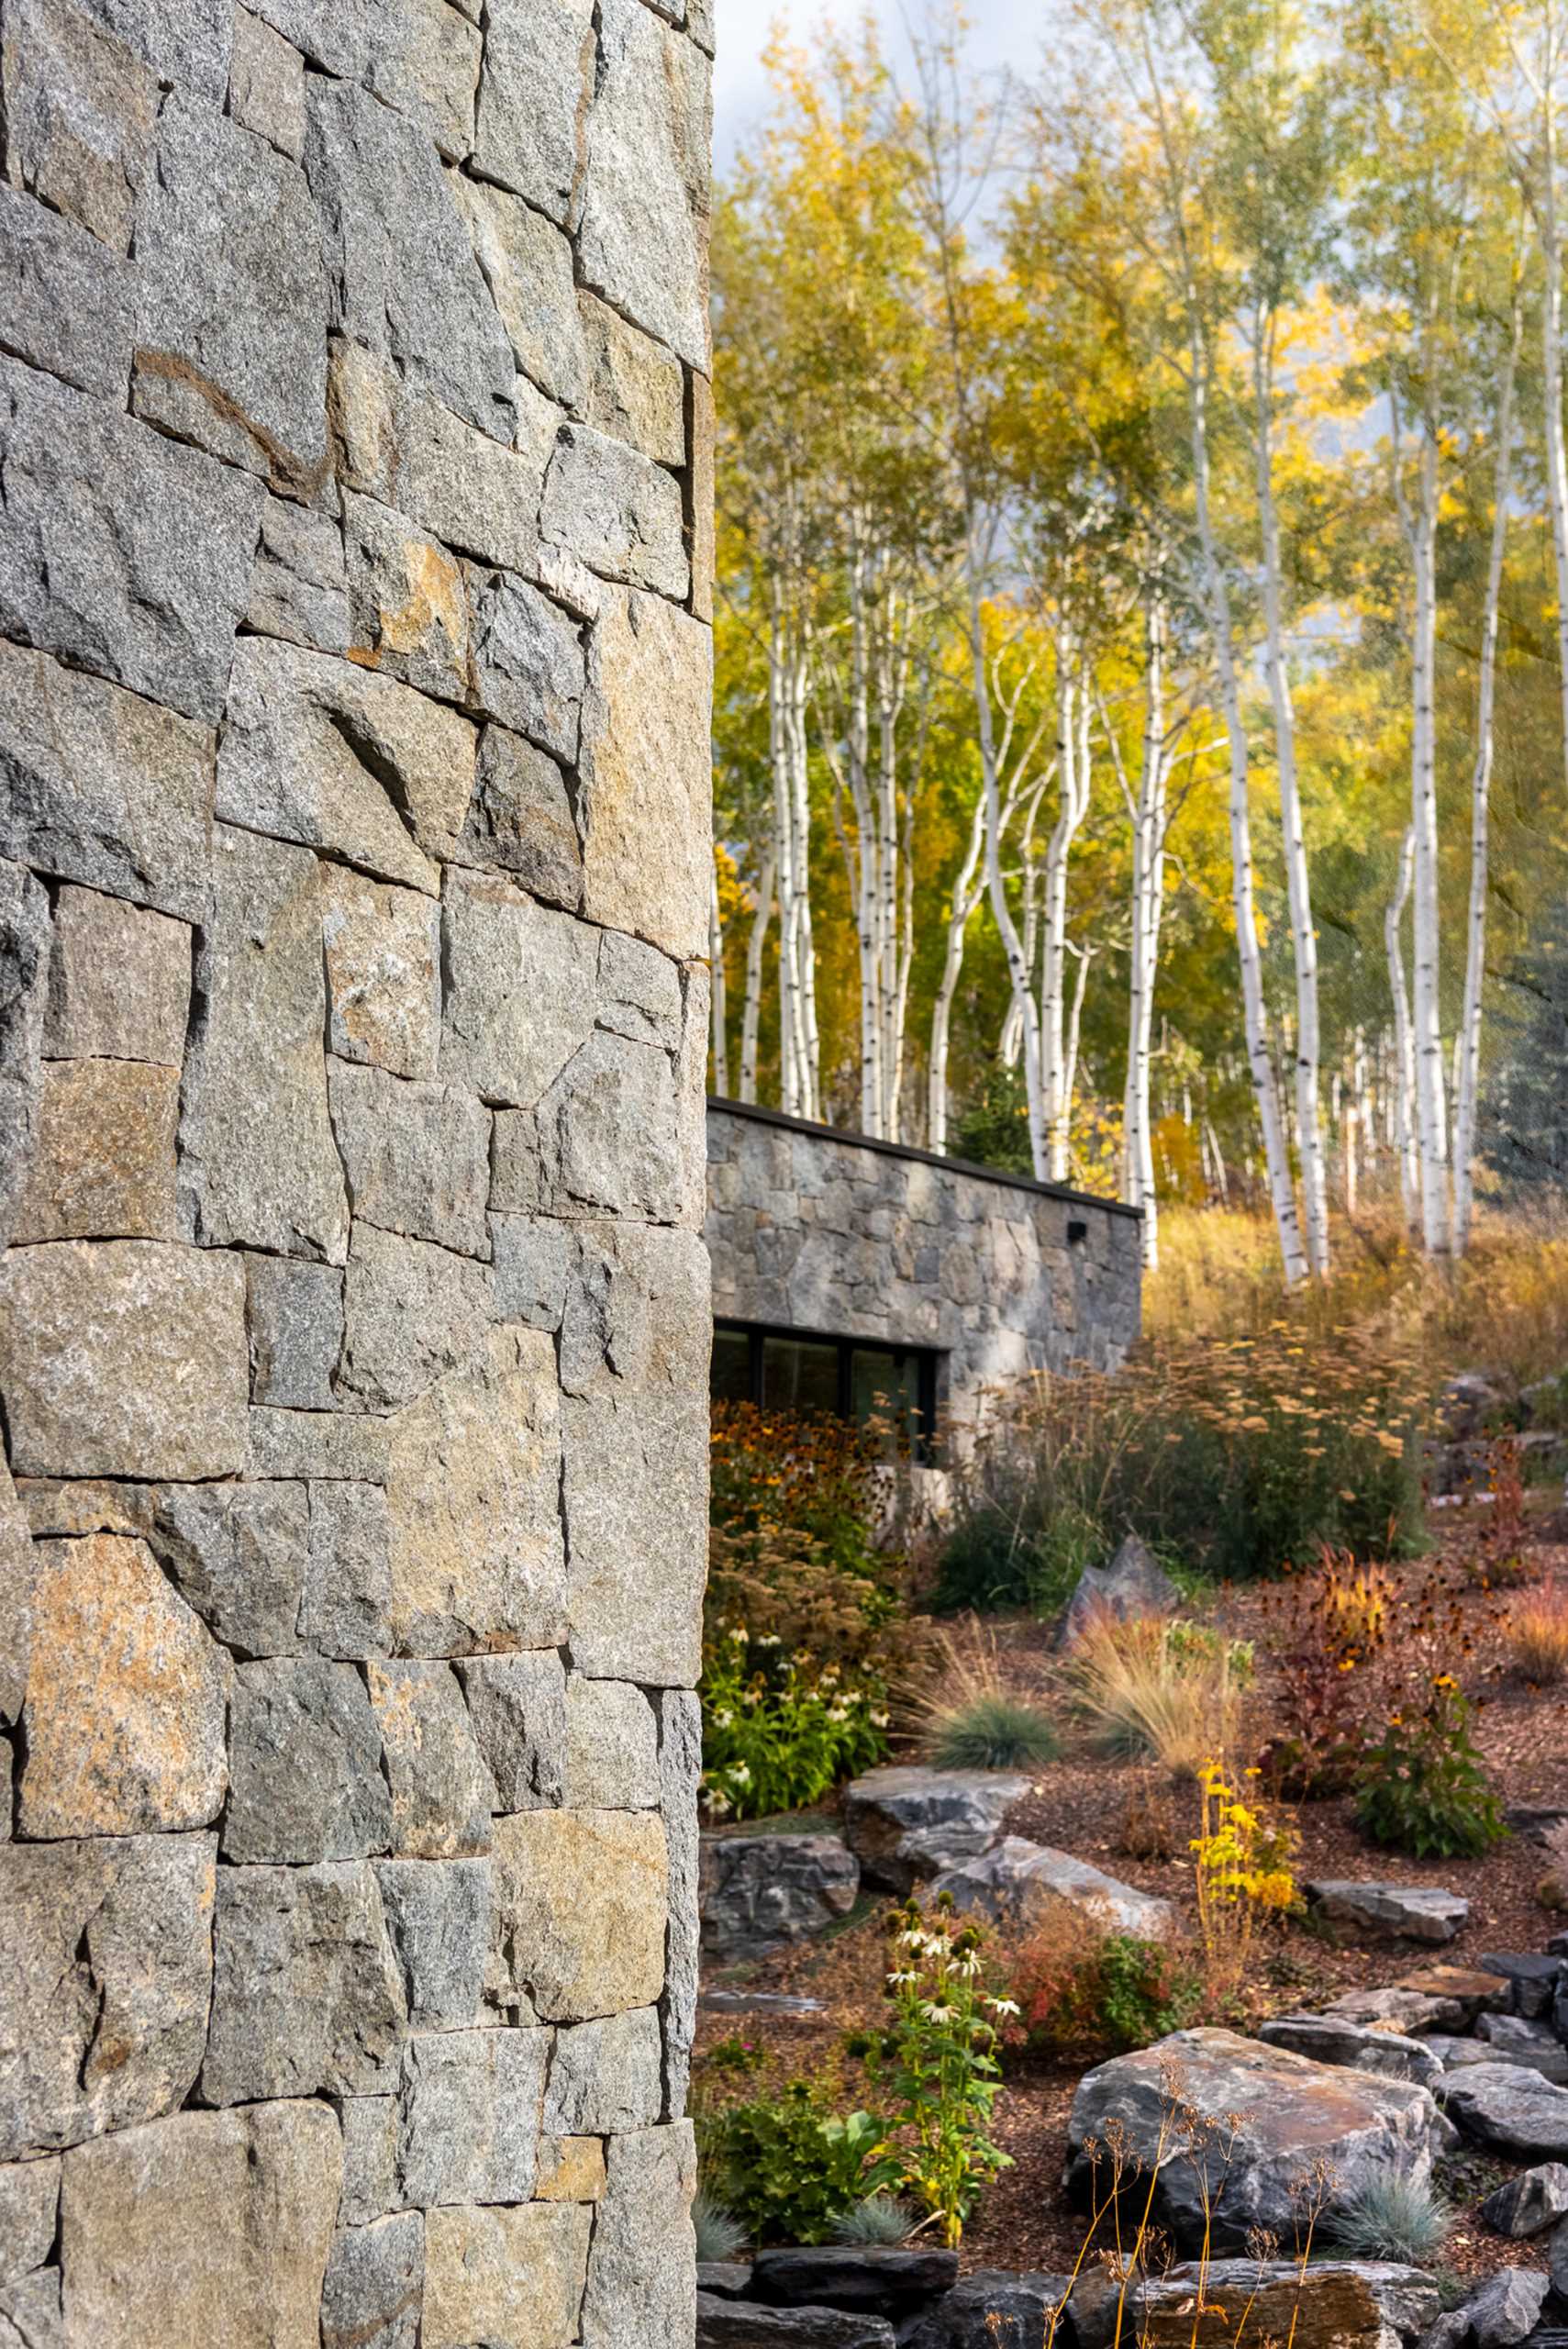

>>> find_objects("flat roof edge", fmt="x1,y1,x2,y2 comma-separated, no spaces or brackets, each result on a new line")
706,1096,1146,1223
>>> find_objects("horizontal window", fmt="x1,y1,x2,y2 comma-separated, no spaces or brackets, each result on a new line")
711,1319,941,1461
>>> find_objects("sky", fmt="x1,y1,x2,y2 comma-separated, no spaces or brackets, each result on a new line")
713,0,1048,165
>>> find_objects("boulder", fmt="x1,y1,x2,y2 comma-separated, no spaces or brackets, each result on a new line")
895,1823,999,1883
699,2267,754,2300
1323,1987,1465,2034
1479,1954,1564,2021
1441,2064,1568,2156
842,1769,1030,1895
933,1838,1175,1943
1305,1883,1469,1945
750,2248,958,2315
1427,2035,1524,2075
1396,1967,1509,2026
696,2299,895,2349
1057,1535,1178,1651
1475,2013,1568,2084
903,2271,1073,2349
1429,2269,1548,2349
1066,2030,1446,2253
1083,2263,1439,2349
699,1991,827,2020
1480,2162,1568,2236
1258,2015,1442,2089
699,1835,861,1957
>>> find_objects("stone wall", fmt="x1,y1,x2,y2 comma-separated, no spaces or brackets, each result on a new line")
0,4,713,2343
706,1101,1142,1429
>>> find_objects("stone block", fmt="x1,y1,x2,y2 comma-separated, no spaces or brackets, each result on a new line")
562,1391,706,1685
598,927,684,1048
302,1480,394,1658
395,2027,549,2207
537,1030,684,1221
579,2123,696,2349
0,356,262,725
459,727,583,911
560,1222,711,1400
489,1214,573,1329
0,1831,216,2160
579,0,710,370
0,183,132,397
540,423,688,600
384,1327,566,1656
544,2007,663,2134
306,78,514,441
250,1408,391,1482
440,872,599,1108
224,1656,392,1864
0,644,214,923
328,1062,491,1260
334,2096,400,2228
337,1224,495,1412
130,93,328,496
11,1057,179,1241
365,0,480,163
690,365,716,620
36,1475,311,1658
320,2212,424,2349
246,1257,343,1411
45,885,189,1065
537,2135,607,2202
578,290,686,466
487,1809,668,2024
472,0,596,228
60,2102,339,2349
247,495,350,654
0,2157,56,2288
579,587,712,959
458,1650,567,1813
0,1240,247,1480
374,1858,492,2032
422,2203,592,2349
367,1661,492,1858
459,176,586,412
566,1677,661,1809
215,639,476,895
658,1686,702,2117
342,489,468,700
201,1861,406,2104
323,866,441,1082
228,6,306,158
77,0,232,96
0,0,156,250
465,566,586,765
18,1533,229,1838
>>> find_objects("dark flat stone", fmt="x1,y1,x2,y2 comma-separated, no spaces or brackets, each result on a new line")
751,2248,960,2315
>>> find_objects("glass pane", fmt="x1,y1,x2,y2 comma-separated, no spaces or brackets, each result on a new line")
711,1326,752,1405
762,1335,839,1416
851,1348,917,1451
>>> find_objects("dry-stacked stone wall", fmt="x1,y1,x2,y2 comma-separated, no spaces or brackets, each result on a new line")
0,2,714,2341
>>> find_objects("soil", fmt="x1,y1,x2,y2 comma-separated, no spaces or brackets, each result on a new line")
693,1497,1568,2286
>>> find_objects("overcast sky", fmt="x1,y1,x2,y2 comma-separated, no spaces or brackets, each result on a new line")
713,1,1049,164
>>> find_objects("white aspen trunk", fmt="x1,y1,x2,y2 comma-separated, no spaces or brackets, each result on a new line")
1188,327,1307,1283
999,848,1040,1070
788,646,822,1121
1407,422,1451,1254
768,584,801,1119
1062,941,1094,1164
1041,652,1092,1183
1205,1115,1230,1207
739,844,775,1107
875,572,905,1141
1452,285,1521,1256
1540,84,1568,804
1255,326,1329,1279
708,859,729,1097
1385,825,1420,1235
928,792,989,1154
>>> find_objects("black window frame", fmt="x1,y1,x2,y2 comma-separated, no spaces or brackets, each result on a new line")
711,1317,943,1464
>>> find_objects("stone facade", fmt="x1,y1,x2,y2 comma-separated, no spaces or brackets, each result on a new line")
706,1101,1142,1433
0,5,712,2342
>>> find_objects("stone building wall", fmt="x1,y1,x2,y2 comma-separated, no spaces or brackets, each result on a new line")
0,4,713,2343
706,1101,1142,1428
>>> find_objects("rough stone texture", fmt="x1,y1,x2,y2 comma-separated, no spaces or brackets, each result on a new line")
709,1105,1145,1431
1481,2163,1568,2236
843,1767,1033,1895
751,2251,960,2315
59,2102,340,2349
1476,2012,1568,2083
902,2271,1070,2349
0,1832,216,2159
1066,2029,1447,2252
1306,1881,1470,1944
700,1832,862,1957
1258,2014,1444,2089
698,2304,896,2349
18,1534,230,1838
0,4,711,2334
936,1837,1177,1943
1103,2263,1440,2349
1435,2270,1549,2349
1058,1534,1178,1648
1443,2064,1568,2156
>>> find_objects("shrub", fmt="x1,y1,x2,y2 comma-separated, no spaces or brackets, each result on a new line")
701,1631,890,1821
1192,1760,1302,2004
1006,1918,1202,2056
1256,1548,1396,1799
1512,1585,1568,1684
710,1401,885,1578
702,2083,892,2246
692,2187,749,2263
1327,2173,1453,2265
831,2195,916,2245
869,1899,1015,2247
929,1694,1059,1771
1068,1614,1245,1780
1355,1680,1508,1860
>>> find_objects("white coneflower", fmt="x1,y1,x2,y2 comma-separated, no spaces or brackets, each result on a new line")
987,1997,1021,2019
714,1709,735,1730
921,2001,958,2024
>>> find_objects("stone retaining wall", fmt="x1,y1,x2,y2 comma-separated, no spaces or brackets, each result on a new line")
0,3,713,2341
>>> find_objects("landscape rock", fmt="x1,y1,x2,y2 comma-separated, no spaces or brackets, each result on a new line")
1476,2012,1568,2083
373,1858,491,2033
1067,2028,1445,2252
1259,2014,1443,2088
843,1766,1031,1894
1307,1882,1469,1944
903,2271,1072,2349
487,1809,667,2024
1057,1534,1179,1649
322,867,441,1082
1425,2035,1516,2075
751,2247,960,2313
45,883,190,1063
59,2102,340,2349
320,2212,424,2349
395,2026,548,2207
1396,1966,1509,2024
935,1837,1176,1942
1435,2268,1548,2349
1103,2262,1440,2349
699,1832,861,1955
699,2266,754,2300
224,1656,392,1864
0,1832,216,2159
366,1660,492,1858
1441,2063,1568,2156
201,1862,406,2104
459,1651,567,1812
1324,1986,1466,2033
697,2302,896,2349
543,2007,663,2134
1481,1954,1565,2021
580,2125,695,2349
422,2202,591,2349
1480,2162,1568,2236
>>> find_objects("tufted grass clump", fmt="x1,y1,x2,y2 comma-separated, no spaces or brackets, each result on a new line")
832,2195,917,2245
1327,2173,1453,2266
929,1693,1059,1772
693,2187,750,2265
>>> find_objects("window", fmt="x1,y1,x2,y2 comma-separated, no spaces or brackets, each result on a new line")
711,1319,941,1461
